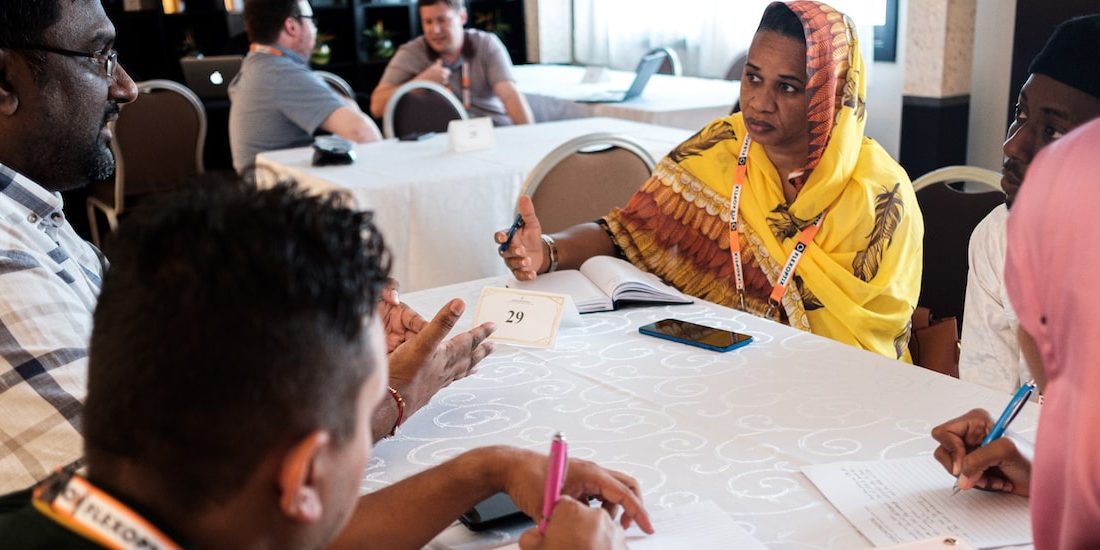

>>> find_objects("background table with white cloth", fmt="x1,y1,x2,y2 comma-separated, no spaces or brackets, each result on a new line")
513,64,741,130
365,277,1039,549
256,118,690,291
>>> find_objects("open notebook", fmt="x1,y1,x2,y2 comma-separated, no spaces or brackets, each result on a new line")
510,256,692,313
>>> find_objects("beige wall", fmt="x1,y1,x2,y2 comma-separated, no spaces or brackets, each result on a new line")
903,0,976,98
966,0,1017,170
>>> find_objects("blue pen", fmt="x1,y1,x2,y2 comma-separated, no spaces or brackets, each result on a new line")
952,379,1036,494
498,214,525,254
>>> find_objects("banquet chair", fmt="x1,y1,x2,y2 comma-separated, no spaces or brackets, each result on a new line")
724,50,748,81
519,133,656,234
644,47,682,76
87,79,206,247
314,70,355,99
382,81,469,139
909,165,1004,375
726,50,747,113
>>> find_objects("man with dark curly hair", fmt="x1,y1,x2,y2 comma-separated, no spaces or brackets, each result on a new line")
0,181,651,549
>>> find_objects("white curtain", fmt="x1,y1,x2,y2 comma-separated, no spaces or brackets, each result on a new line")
572,0,775,78
571,0,882,79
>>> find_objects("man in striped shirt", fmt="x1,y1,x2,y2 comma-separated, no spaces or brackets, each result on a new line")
0,0,138,496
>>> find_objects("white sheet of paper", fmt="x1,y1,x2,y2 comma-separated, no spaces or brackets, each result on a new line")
448,117,495,152
491,501,764,550
802,456,1032,549
876,536,979,549
473,287,569,348
624,500,766,550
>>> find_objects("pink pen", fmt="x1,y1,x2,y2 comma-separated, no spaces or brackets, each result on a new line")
538,432,568,535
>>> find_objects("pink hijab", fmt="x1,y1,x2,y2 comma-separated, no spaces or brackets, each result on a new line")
1005,117,1100,549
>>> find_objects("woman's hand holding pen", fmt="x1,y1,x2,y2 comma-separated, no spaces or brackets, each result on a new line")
494,196,546,280
931,408,1032,496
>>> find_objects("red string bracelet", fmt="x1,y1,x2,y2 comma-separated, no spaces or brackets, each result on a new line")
387,386,405,437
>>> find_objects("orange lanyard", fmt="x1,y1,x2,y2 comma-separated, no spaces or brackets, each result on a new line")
33,470,181,550
728,136,825,314
442,58,471,109
460,63,471,109
249,44,284,57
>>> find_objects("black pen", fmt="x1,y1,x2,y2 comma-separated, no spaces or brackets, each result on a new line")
498,214,525,254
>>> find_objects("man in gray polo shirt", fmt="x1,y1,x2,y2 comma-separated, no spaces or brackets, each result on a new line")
229,0,380,173
369,0,533,126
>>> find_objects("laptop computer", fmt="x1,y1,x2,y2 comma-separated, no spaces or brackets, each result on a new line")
574,52,665,103
180,55,243,100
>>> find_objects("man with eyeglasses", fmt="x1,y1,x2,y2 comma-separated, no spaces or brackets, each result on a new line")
0,0,139,498
369,0,533,126
229,0,382,173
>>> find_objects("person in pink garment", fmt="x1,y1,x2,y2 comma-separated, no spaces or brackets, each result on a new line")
1003,117,1100,548
932,118,1100,548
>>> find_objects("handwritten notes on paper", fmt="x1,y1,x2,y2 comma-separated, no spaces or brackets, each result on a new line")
802,456,1031,548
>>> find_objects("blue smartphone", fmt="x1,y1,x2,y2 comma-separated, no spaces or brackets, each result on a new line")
638,318,753,352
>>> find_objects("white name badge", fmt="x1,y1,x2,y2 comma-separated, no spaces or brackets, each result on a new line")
448,117,495,152
473,287,570,348
580,66,609,84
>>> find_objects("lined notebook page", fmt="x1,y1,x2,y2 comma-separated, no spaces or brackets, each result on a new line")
802,456,1031,548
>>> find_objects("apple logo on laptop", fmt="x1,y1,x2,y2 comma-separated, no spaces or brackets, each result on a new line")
209,70,224,86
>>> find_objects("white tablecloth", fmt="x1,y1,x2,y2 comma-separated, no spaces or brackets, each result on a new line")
365,278,1039,549
256,118,691,291
513,64,740,130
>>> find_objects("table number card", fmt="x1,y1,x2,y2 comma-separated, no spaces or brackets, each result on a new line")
473,287,569,348
448,117,495,153
580,66,609,84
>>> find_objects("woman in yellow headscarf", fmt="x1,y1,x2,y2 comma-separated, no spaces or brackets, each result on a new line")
495,0,923,361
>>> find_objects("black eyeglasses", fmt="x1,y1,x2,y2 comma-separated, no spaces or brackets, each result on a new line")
14,45,118,78
295,14,316,24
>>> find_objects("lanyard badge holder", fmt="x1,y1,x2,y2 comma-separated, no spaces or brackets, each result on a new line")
444,58,472,110
33,468,182,550
727,136,826,319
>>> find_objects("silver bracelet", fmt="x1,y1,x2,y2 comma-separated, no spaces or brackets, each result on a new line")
540,234,559,273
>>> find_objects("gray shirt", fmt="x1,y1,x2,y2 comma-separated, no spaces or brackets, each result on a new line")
228,45,346,173
381,30,516,125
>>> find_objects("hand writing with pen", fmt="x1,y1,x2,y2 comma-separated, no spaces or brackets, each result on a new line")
931,404,1033,496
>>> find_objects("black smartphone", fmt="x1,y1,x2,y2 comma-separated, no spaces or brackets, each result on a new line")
458,492,531,532
398,131,436,141
638,318,753,352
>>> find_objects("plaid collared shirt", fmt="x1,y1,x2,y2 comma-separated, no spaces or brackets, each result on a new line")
0,164,105,494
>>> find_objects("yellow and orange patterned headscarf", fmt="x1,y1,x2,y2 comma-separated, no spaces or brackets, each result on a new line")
605,1,923,360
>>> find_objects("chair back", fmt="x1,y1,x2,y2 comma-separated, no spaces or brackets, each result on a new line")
314,70,355,99
98,79,206,209
644,47,682,76
382,81,469,139
725,50,747,114
520,133,656,234
912,165,1004,327
912,165,1001,192
724,50,748,81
